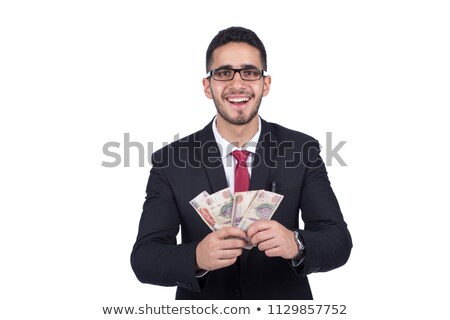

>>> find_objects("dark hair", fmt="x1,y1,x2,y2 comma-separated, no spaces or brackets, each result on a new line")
206,26,267,72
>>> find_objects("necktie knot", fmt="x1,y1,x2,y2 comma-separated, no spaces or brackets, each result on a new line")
232,150,250,166
232,150,250,192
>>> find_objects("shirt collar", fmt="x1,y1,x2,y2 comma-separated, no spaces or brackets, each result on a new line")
212,116,261,159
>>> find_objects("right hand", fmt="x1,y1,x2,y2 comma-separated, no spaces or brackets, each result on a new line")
196,227,248,271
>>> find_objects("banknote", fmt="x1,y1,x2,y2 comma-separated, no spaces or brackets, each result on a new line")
202,188,234,229
189,191,217,231
231,191,258,227
237,190,284,231
190,189,284,236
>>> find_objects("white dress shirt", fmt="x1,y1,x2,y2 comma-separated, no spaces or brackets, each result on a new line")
211,116,261,193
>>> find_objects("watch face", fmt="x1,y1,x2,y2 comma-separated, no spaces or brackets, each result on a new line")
294,231,305,251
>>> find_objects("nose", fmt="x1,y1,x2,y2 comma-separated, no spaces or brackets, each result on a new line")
228,71,247,88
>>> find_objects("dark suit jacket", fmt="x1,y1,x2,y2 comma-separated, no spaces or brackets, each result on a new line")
131,118,352,299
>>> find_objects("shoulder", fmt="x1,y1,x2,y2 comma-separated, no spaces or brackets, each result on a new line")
151,131,197,163
263,120,318,147
151,123,213,168
262,120,324,168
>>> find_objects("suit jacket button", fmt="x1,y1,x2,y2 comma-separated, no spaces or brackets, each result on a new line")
234,289,241,297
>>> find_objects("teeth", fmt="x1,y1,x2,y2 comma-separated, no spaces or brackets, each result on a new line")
228,97,249,103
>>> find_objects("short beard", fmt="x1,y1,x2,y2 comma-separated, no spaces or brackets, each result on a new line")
213,95,262,125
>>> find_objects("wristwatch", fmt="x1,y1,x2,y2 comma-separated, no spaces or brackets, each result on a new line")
293,231,305,259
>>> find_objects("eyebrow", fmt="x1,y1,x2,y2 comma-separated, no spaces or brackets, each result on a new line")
215,64,260,70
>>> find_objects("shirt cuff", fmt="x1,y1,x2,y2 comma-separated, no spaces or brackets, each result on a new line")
195,269,209,278
291,254,306,267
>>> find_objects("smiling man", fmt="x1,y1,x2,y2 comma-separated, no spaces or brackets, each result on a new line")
131,27,352,300
204,41,268,126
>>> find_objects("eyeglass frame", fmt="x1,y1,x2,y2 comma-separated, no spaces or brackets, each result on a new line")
205,67,269,81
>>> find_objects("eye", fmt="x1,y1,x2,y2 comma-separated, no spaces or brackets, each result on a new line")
215,69,233,77
242,69,262,79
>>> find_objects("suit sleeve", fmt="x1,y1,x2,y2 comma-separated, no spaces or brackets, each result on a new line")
297,141,352,276
130,151,205,292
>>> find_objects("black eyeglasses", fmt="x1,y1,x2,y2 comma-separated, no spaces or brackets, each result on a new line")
206,68,268,81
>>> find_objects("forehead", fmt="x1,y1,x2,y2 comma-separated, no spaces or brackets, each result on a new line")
210,42,262,69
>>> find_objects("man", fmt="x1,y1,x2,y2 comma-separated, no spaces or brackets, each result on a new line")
131,27,352,299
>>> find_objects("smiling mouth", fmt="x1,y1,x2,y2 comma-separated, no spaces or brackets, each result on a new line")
226,96,250,106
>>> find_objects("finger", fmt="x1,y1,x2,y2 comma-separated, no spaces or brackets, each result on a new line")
246,220,273,238
262,246,284,258
250,229,275,245
222,238,249,249
218,248,243,259
257,238,279,252
212,257,238,270
218,227,247,239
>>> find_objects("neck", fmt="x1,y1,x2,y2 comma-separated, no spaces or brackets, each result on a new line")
216,115,259,147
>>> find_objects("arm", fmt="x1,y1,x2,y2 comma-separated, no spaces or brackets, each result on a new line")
247,141,352,275
130,151,247,291
130,152,202,292
297,141,352,275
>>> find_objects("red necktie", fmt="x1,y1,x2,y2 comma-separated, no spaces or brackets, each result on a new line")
232,150,250,192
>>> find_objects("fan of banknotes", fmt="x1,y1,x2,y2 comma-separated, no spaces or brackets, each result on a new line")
190,188,284,232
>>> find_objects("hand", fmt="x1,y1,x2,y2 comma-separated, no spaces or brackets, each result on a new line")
196,227,248,271
246,220,298,259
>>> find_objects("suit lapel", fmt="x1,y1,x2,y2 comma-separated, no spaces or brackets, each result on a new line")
196,120,228,193
249,119,277,191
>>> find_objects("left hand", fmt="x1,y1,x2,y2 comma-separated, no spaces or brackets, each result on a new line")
246,220,299,259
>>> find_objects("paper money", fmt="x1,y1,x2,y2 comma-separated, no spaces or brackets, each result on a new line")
237,190,284,231
190,189,284,236
189,191,217,231
231,191,258,227
202,188,234,229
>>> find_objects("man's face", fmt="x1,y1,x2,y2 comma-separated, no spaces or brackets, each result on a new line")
203,42,271,125
200,208,215,226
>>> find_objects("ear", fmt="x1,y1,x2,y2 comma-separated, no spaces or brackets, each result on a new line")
203,78,213,99
262,75,271,97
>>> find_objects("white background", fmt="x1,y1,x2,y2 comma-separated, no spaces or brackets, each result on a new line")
1,1,449,319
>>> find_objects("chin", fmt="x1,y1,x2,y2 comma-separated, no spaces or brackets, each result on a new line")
224,112,256,126
214,100,260,126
